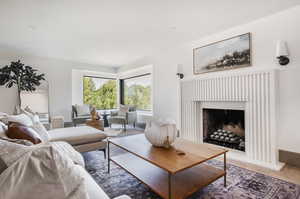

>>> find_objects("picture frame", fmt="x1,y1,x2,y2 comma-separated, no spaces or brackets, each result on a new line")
193,33,252,74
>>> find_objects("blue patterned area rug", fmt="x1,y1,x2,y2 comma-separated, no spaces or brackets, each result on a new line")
83,150,300,199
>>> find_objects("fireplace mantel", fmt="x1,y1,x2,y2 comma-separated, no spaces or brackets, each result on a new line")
180,69,283,170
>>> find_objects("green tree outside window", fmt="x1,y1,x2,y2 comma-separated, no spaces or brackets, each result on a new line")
83,77,117,109
124,75,152,111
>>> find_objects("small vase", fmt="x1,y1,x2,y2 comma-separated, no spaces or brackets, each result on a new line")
144,119,177,148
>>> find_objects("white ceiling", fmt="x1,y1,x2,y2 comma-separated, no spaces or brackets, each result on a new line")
0,0,299,68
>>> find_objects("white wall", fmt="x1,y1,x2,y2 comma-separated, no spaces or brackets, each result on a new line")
0,52,116,122
122,6,300,153
1,6,299,153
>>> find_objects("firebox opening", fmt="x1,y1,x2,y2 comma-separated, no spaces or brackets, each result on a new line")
203,108,245,152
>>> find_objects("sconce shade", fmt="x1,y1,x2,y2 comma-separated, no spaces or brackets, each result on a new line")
176,64,184,79
276,40,289,57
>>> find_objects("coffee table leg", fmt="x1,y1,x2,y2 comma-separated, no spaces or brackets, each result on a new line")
108,141,110,174
168,172,172,199
224,153,227,187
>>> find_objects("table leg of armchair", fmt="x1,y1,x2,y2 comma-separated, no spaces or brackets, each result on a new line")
103,148,106,159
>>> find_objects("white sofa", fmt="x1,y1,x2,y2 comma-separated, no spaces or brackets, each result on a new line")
76,165,130,199
46,127,131,199
0,122,130,199
48,126,107,153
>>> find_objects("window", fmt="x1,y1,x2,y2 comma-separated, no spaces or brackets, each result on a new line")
83,76,117,109
121,74,152,111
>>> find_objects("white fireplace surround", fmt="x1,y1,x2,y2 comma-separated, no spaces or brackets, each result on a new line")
180,69,284,170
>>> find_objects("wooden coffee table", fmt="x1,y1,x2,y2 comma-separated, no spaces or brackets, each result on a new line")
108,134,228,199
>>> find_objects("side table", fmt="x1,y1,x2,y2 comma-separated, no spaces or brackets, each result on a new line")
51,116,64,129
101,113,110,127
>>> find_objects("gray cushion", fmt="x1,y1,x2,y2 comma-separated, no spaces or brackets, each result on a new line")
74,115,90,119
109,116,126,120
72,115,91,125
118,104,129,117
75,104,90,116
108,116,126,124
110,110,119,117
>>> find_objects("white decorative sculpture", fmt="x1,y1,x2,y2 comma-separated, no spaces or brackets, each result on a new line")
144,119,177,148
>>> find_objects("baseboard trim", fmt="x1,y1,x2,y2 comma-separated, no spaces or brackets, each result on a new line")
279,150,300,168
227,151,285,171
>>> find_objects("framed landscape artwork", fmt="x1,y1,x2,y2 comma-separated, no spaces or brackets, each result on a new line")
193,33,251,74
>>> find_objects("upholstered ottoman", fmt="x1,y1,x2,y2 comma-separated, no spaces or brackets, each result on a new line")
48,126,107,155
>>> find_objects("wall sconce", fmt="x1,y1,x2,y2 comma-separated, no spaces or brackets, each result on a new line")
176,64,184,79
276,40,290,66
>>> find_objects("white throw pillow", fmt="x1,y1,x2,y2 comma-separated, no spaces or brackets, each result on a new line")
24,106,35,115
0,122,8,138
21,108,40,124
0,112,8,118
75,104,90,116
7,114,33,126
0,112,9,124
32,122,49,142
32,115,40,123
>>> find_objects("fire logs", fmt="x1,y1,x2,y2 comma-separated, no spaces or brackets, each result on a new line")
208,129,245,151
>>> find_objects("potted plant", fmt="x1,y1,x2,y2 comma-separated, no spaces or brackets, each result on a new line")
0,60,45,107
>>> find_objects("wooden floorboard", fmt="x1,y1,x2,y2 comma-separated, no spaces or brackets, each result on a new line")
225,158,300,185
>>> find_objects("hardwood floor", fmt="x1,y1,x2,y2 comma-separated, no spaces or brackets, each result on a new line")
226,158,300,185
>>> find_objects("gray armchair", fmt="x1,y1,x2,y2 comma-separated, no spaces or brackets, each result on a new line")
72,105,91,126
108,106,137,130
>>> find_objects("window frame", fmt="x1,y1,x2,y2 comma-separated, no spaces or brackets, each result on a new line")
83,75,118,110
119,73,152,111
